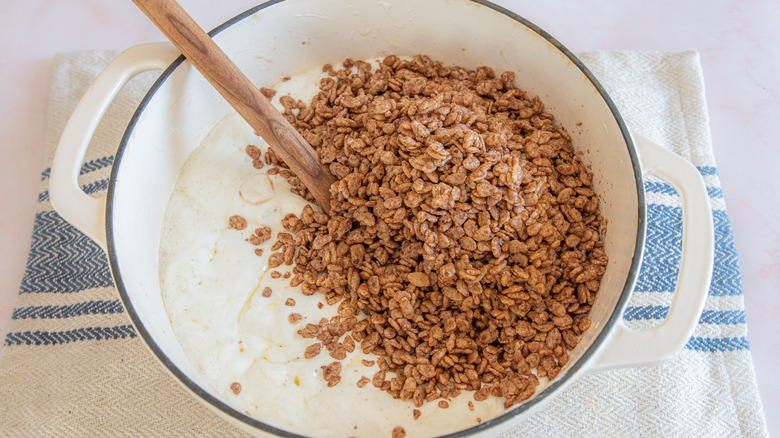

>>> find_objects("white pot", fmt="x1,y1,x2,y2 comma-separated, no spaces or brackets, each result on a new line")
49,0,714,436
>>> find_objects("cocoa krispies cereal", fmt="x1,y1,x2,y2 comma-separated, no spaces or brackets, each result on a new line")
248,55,607,409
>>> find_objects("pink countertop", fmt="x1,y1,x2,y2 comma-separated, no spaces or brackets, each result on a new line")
1,0,776,433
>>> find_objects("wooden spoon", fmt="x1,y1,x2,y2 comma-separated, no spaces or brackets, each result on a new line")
132,0,335,213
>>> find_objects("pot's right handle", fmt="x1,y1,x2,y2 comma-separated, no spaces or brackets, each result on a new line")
49,42,179,250
589,130,714,372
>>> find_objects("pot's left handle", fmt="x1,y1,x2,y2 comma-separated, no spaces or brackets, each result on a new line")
49,43,179,250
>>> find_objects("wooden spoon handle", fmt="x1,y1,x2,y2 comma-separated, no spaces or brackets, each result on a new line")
132,0,335,213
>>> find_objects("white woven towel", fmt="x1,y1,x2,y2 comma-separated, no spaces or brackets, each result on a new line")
0,49,768,437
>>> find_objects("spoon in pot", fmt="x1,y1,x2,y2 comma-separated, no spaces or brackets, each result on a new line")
132,0,335,213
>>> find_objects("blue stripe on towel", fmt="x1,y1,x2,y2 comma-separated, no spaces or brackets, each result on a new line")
686,336,749,352
623,305,668,320
697,166,719,176
635,204,683,292
699,310,746,325
19,210,113,294
3,324,747,351
38,178,109,202
623,306,746,325
707,187,723,198
40,155,114,182
644,181,680,197
4,325,136,346
12,300,124,320
644,179,722,199
79,155,114,175
710,210,743,297
634,207,743,297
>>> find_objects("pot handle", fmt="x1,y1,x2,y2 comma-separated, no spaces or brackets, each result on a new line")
49,43,179,250
589,130,714,372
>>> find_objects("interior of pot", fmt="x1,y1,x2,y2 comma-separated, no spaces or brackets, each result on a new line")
107,0,643,435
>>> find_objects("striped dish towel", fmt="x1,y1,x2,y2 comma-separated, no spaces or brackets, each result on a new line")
0,50,768,437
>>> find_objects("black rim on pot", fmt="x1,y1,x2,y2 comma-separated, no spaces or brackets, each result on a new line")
106,1,646,436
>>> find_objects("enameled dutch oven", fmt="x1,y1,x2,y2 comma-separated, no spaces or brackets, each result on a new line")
49,0,714,436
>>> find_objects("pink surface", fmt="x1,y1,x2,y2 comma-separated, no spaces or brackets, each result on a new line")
0,0,776,433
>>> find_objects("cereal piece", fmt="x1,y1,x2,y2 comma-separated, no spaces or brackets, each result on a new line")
413,409,421,420
322,362,342,386
285,298,296,306
230,382,241,395
229,215,247,230
269,253,284,268
288,313,303,324
372,370,386,388
407,272,430,288
259,87,276,99
248,234,263,245
304,343,322,359
245,145,261,159
254,226,272,244
298,323,320,338
329,345,347,360
438,400,450,409
254,248,264,256
357,376,370,388
283,246,295,265
261,287,272,298
392,426,406,438
343,335,355,353
290,275,304,288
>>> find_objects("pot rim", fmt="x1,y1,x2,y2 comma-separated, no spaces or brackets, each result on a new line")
106,1,646,436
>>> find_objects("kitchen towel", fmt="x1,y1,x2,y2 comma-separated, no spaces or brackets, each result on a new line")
0,49,768,437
